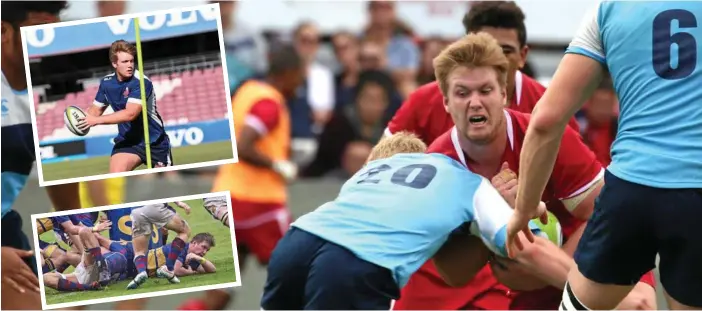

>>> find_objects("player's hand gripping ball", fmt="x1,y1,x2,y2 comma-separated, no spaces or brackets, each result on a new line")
64,106,89,136
533,211,563,247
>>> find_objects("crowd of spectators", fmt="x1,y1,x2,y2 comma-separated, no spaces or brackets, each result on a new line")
78,0,620,181
219,0,620,180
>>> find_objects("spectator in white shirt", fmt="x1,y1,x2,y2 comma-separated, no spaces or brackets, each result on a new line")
292,22,335,130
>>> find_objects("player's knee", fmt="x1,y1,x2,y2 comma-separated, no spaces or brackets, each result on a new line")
78,226,93,240
43,273,59,288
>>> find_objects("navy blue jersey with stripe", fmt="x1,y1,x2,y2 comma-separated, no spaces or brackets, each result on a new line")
93,70,167,146
111,241,198,277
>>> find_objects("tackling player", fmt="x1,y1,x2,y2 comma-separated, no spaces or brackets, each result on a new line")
192,44,305,310
395,33,656,310
261,132,547,309
1,3,85,309
77,40,172,172
127,201,191,289
384,1,578,145
511,2,702,310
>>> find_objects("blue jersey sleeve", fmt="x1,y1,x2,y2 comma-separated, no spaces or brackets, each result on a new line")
126,79,153,106
469,179,543,257
93,80,107,107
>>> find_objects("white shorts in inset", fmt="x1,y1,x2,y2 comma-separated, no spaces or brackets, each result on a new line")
74,253,98,284
130,203,176,237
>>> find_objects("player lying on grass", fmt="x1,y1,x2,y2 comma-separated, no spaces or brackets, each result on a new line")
43,226,126,292
77,40,173,172
43,230,216,293
96,232,217,278
260,132,549,310
127,201,192,289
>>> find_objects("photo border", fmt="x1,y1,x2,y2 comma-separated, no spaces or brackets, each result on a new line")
20,3,238,188
31,191,241,310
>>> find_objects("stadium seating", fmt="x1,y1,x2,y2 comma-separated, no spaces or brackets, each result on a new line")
36,66,229,141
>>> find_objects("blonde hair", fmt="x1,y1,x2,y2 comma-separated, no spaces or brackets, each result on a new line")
367,131,427,162
109,40,136,63
433,32,509,96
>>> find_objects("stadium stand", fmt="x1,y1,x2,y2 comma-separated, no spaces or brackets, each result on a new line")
35,54,228,142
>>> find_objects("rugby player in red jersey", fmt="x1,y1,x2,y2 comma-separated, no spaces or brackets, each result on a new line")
384,2,578,145
392,32,657,311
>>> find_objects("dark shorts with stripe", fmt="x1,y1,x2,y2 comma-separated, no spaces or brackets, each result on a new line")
112,134,173,168
575,170,702,307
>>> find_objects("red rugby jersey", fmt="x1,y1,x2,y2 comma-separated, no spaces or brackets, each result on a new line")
393,109,654,310
385,72,579,145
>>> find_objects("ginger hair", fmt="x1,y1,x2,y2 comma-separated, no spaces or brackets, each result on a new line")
433,32,509,96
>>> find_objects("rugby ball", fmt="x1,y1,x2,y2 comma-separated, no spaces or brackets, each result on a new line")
64,106,89,136
534,211,563,247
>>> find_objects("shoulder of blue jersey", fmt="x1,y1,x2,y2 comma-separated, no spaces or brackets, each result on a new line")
101,73,115,82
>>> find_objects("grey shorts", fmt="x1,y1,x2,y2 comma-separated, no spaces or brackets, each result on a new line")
130,203,175,237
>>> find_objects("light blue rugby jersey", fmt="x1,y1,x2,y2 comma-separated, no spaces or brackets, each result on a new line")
566,1,702,188
1,71,36,218
292,153,538,288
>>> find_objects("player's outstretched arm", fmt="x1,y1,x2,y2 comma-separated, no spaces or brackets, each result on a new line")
86,104,108,117
511,53,606,256
172,201,191,215
492,232,574,290
78,103,142,130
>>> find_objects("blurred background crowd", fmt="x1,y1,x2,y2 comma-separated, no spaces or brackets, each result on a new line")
58,0,618,181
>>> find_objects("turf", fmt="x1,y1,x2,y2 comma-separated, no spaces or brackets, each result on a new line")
41,141,234,182
41,199,238,307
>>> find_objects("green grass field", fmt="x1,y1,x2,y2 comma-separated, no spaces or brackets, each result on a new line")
42,141,234,182
41,199,238,307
